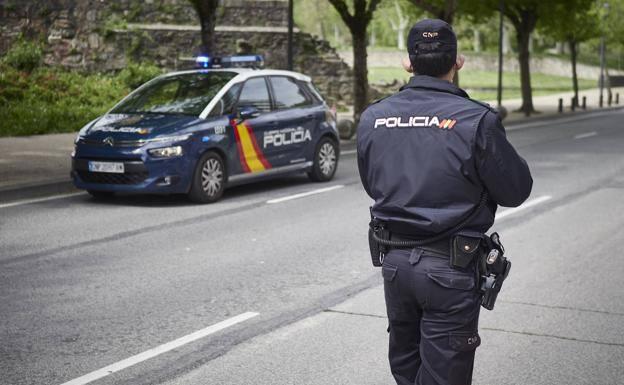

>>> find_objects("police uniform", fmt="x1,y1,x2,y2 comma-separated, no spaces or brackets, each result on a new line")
357,19,532,385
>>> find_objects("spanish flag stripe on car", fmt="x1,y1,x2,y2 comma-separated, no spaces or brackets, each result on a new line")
231,120,271,173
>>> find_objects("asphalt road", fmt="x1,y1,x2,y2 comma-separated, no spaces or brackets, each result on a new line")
1,110,624,385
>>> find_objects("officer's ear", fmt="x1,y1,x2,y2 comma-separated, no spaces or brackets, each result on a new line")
402,56,413,73
455,54,465,72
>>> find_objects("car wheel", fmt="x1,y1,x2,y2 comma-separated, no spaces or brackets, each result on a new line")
87,190,115,200
188,151,226,203
308,137,338,182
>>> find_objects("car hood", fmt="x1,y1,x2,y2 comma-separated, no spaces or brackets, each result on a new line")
84,113,205,141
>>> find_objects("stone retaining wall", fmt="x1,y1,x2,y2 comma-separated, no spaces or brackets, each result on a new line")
0,0,353,107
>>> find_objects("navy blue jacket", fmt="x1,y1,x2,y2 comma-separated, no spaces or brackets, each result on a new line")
357,75,532,237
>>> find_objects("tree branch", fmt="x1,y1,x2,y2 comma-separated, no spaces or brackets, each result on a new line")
328,0,355,28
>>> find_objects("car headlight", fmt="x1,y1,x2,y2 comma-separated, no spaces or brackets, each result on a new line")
148,146,183,158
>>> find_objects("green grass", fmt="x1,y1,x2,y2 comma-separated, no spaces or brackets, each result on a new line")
368,67,597,101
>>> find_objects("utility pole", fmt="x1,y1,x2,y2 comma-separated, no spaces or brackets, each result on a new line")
599,2,609,107
287,0,294,71
496,0,504,110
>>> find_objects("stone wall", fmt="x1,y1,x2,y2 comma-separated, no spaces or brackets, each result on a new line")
0,0,353,107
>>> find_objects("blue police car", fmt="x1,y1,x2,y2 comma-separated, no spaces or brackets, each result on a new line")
71,56,340,203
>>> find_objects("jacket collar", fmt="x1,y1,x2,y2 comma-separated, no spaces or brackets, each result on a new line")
400,75,469,98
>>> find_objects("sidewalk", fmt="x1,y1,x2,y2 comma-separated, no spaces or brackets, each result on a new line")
1,87,622,203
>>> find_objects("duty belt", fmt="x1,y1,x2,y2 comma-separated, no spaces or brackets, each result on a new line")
388,234,451,257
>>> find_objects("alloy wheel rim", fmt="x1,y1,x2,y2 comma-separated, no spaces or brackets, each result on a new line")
201,158,223,197
319,142,336,176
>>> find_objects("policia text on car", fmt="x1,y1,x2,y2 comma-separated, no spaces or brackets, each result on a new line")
357,19,532,385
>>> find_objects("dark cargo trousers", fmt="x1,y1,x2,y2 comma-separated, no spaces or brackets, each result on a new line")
382,247,482,385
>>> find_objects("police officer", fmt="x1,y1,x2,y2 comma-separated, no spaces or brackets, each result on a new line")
357,19,532,385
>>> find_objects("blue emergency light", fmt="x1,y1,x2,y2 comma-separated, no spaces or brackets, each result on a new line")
195,55,264,69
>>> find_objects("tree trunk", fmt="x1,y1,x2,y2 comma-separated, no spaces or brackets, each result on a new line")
352,27,369,123
515,25,535,116
200,15,217,54
189,0,220,55
569,39,579,107
397,27,404,50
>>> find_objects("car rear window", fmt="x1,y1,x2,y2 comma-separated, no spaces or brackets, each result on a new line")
269,76,312,109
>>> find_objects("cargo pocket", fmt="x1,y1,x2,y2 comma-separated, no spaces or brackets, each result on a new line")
448,331,480,385
449,331,481,351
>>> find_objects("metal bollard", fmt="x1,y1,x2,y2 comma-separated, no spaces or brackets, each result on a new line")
582,96,587,109
617,93,620,105
558,98,563,113
600,95,604,107
571,97,576,111
608,92,613,106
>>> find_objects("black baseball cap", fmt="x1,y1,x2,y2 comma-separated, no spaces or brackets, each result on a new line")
407,19,457,57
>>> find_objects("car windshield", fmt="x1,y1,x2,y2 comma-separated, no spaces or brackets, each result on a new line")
111,71,237,116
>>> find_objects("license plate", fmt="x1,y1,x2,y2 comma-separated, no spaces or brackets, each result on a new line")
88,161,124,173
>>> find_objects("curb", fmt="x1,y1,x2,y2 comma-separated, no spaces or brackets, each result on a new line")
0,180,78,204
504,106,624,129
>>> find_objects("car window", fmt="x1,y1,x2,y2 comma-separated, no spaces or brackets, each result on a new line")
208,83,241,117
111,72,237,116
270,76,312,109
237,77,271,113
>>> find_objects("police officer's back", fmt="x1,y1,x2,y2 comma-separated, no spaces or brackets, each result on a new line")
357,19,532,385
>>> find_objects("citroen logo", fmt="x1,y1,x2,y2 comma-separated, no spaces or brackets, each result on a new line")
103,137,114,147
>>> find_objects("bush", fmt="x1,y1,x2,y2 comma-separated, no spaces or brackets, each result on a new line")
2,39,43,73
117,61,163,89
0,64,129,136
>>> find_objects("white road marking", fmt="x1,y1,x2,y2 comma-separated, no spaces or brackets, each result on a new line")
0,192,84,209
267,185,344,204
496,195,552,220
574,131,598,140
59,312,259,385
341,149,357,155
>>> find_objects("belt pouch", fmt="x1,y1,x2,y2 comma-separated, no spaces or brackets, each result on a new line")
451,233,483,268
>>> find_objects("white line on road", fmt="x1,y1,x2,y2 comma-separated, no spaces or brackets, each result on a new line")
341,149,357,155
59,312,259,385
496,195,552,220
574,131,598,140
267,185,344,204
0,192,84,209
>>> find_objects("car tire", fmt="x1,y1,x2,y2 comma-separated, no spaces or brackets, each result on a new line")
308,137,338,182
188,151,226,203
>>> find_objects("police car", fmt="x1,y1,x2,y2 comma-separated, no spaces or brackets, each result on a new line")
71,55,340,203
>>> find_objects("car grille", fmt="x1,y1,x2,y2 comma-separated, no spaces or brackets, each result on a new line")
78,138,146,147
77,171,148,185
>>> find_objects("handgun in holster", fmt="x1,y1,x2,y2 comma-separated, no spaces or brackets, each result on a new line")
478,232,512,310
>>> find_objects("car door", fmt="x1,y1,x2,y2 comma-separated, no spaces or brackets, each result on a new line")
231,76,277,174
266,76,319,168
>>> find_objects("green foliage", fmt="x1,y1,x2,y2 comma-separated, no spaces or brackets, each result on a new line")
0,63,164,137
2,38,43,73
117,61,163,89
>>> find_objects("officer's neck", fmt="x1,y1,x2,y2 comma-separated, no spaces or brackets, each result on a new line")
438,69,456,83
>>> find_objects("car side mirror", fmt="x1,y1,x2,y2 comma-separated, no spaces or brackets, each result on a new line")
238,106,260,120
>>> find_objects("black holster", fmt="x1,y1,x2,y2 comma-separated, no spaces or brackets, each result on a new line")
477,232,512,310
368,217,389,267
